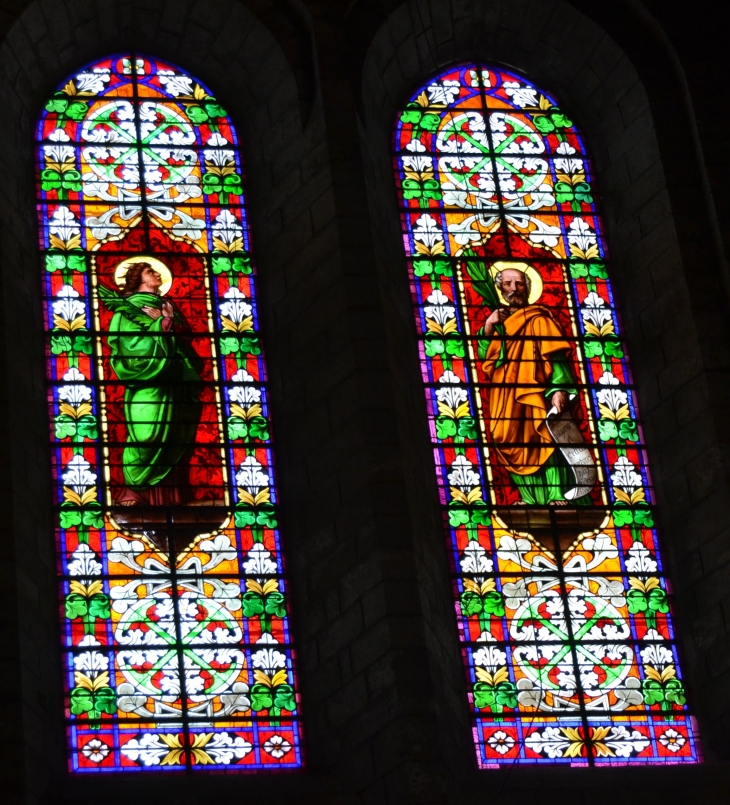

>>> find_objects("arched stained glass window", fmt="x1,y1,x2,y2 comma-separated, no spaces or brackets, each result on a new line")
393,65,700,767
37,55,303,773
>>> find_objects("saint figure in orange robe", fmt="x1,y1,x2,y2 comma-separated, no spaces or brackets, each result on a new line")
481,267,582,504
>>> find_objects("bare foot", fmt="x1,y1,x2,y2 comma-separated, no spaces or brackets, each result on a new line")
552,500,568,506
119,499,138,506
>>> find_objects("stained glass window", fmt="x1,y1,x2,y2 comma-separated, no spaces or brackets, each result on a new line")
393,64,700,766
37,54,303,773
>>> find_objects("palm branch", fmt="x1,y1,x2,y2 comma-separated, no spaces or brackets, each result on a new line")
97,284,154,328
461,249,506,362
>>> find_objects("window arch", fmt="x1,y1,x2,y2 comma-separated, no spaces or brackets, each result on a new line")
393,64,699,766
38,54,303,772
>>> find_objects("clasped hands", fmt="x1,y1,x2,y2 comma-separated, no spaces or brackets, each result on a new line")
142,300,174,321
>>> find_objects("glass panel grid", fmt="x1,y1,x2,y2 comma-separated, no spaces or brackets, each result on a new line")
393,64,699,767
38,54,303,773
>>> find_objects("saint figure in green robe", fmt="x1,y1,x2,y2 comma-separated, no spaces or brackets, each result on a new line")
101,260,203,506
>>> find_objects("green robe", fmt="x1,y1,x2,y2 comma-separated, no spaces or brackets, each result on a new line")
108,292,202,494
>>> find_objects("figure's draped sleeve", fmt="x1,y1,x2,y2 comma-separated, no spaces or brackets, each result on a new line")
481,306,575,476
108,309,175,383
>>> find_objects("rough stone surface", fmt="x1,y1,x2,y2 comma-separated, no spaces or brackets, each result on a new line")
0,1,728,803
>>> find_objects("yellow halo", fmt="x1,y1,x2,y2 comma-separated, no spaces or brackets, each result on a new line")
489,260,543,306
114,256,173,296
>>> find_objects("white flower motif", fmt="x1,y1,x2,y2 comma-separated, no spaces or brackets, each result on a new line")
212,209,243,246
251,648,287,674
242,544,277,575
567,217,598,255
48,206,80,245
424,289,456,326
44,142,75,164
487,730,515,755
625,542,658,574
599,371,620,386
503,81,538,108
581,292,612,328
502,578,529,609
62,455,96,493
157,70,194,97
554,158,585,175
48,128,71,143
220,287,252,324
438,370,461,384
459,542,493,574
52,285,85,323
75,68,110,94
426,80,461,105
81,738,110,763
468,69,491,88
472,645,507,671
263,734,292,759
556,142,577,155
524,726,570,758
610,456,643,495
58,367,92,404
120,733,169,766
640,642,673,669
67,544,102,578
412,214,444,248
596,387,628,411
447,455,480,491
658,728,686,753
73,650,109,674
435,385,467,409
205,731,253,762
236,456,269,495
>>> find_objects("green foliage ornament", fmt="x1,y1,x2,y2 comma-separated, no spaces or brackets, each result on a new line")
555,181,593,211
60,501,104,531
473,680,518,712
460,589,505,619
219,334,261,356
211,254,252,276
65,588,111,634
202,172,242,202
50,332,92,356
424,333,465,358
642,676,686,707
227,414,269,442
186,100,227,124
234,503,278,529
55,413,98,441
569,260,607,280
598,418,638,443
41,168,83,198
627,585,669,629
402,177,442,201
400,103,441,132
533,108,573,133
612,505,654,528
69,685,117,721
45,95,88,120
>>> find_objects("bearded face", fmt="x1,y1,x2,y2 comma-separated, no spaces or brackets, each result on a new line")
496,269,529,309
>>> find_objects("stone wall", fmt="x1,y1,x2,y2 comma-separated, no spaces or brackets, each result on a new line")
0,1,728,803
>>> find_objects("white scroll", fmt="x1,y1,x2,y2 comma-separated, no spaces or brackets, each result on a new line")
546,402,596,501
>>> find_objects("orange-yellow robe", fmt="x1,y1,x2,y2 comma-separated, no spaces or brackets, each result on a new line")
481,305,573,478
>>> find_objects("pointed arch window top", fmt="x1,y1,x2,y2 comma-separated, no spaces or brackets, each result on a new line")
393,64,700,767
38,55,303,773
